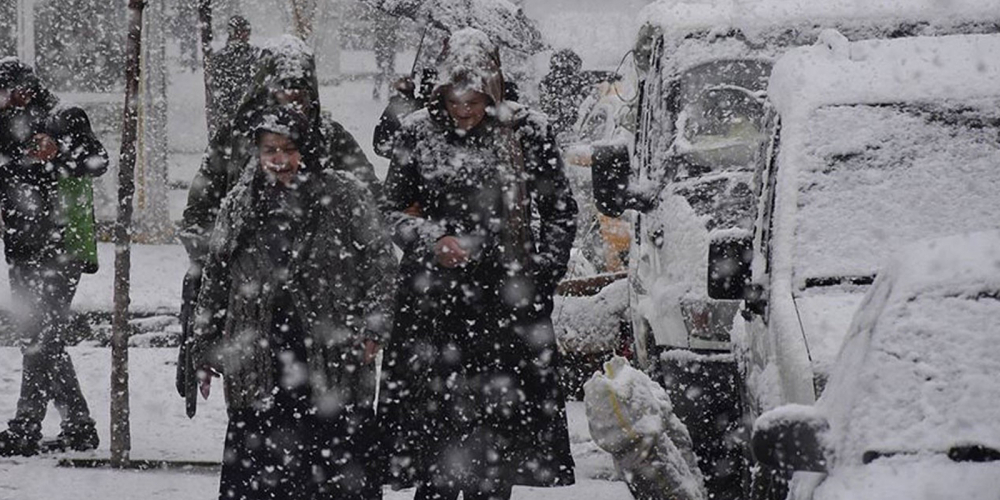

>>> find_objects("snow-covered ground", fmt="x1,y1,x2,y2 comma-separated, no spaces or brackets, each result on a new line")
0,347,625,500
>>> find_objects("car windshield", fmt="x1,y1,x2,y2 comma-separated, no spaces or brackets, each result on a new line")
672,59,772,172
837,291,1000,460
793,100,1000,286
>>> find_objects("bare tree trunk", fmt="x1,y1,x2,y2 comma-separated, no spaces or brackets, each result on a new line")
135,0,172,244
112,0,145,469
198,0,214,137
290,0,316,40
15,0,35,64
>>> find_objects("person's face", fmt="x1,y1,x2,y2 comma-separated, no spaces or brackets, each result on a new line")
0,86,32,110
273,86,312,117
231,28,250,44
258,132,302,187
444,88,490,132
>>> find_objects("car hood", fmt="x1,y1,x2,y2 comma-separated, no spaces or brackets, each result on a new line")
792,288,866,388
811,455,1000,500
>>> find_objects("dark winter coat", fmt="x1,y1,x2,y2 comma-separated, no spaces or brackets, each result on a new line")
208,38,260,134
380,30,579,490
539,50,590,137
191,157,396,412
0,59,108,267
181,36,379,264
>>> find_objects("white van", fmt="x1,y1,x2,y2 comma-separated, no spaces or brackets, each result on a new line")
591,1,1000,498
742,32,1000,498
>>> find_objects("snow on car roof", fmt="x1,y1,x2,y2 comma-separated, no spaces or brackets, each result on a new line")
770,33,1000,118
818,231,1000,465
641,0,1000,39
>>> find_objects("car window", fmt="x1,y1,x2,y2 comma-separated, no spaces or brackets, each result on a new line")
792,100,1000,285
671,59,771,174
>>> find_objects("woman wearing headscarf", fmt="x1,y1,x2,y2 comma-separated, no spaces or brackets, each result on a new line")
380,28,578,500
191,106,395,500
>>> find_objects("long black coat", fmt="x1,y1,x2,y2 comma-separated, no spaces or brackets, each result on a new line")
192,163,396,411
380,102,579,489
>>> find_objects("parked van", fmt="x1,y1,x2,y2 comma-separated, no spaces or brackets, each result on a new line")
592,1,1000,497
743,32,1000,480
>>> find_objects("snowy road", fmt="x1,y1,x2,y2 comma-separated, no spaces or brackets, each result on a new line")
0,347,627,500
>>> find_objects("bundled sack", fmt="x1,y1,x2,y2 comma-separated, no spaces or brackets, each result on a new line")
584,356,706,500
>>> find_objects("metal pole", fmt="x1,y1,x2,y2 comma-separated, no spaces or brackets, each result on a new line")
198,0,214,137
111,0,145,469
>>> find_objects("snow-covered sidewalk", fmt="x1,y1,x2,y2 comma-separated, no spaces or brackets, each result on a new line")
0,347,626,500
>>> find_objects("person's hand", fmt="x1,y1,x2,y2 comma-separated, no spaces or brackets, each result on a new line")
27,133,58,162
197,365,221,400
434,236,469,268
363,339,380,365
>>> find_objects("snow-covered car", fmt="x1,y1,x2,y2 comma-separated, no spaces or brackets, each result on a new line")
591,1,1000,498
738,32,1000,497
751,231,1000,500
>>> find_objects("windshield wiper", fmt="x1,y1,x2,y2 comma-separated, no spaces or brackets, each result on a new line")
949,445,1000,463
863,445,1000,465
804,275,875,289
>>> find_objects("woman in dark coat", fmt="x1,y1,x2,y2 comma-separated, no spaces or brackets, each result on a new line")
191,107,396,500
380,28,579,500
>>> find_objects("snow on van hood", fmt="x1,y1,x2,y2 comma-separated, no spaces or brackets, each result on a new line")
811,455,1000,500
818,231,1000,467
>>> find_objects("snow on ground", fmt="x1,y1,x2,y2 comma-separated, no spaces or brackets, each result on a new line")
0,347,623,500
0,243,186,315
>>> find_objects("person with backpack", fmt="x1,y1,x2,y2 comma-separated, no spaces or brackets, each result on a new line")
0,57,108,456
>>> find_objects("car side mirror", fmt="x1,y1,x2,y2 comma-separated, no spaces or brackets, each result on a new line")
742,283,767,319
752,405,830,473
592,143,655,216
707,236,753,300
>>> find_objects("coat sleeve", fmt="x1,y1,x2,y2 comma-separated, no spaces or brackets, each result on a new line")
48,107,109,178
180,127,232,264
373,94,421,159
523,117,579,292
323,117,382,200
382,125,447,253
190,248,231,372
345,180,397,343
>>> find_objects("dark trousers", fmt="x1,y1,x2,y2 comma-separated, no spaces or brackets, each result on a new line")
7,261,92,437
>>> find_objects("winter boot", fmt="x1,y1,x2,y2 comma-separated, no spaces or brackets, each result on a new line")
0,423,42,457
41,420,99,453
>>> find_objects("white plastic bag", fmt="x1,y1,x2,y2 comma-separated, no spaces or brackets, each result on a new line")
584,356,707,500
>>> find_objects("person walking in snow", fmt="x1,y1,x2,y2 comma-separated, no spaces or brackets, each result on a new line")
538,49,591,138
380,28,579,500
177,36,381,413
208,15,260,136
0,58,107,456
191,106,396,500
